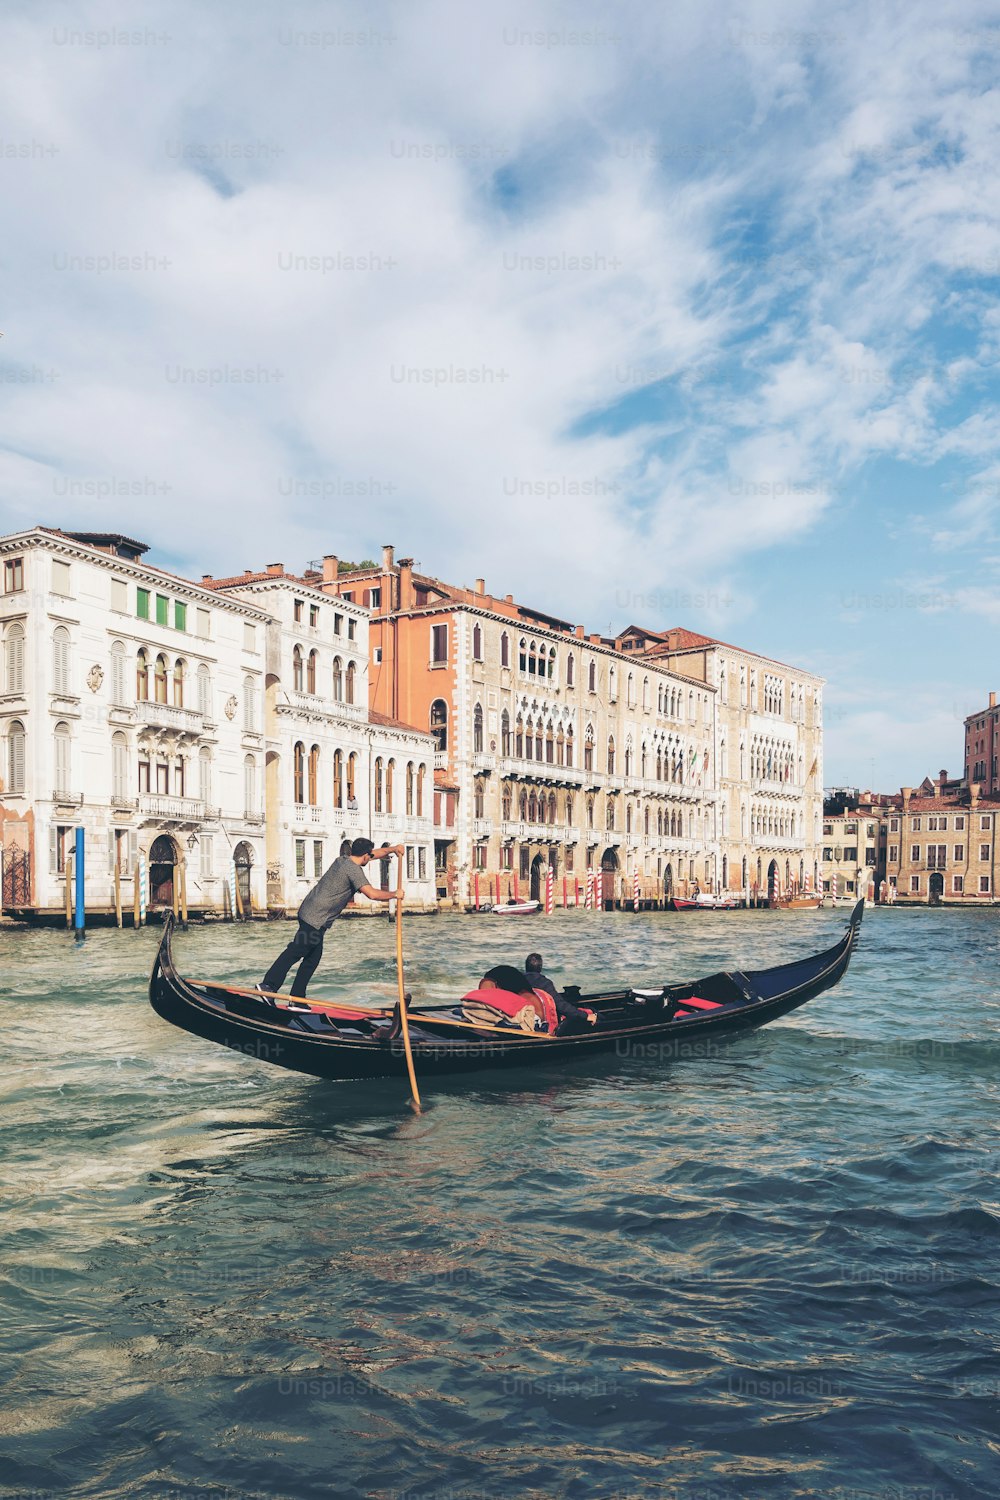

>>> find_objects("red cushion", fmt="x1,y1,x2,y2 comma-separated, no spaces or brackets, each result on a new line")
674,995,722,1011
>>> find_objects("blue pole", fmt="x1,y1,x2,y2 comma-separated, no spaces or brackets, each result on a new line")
74,826,85,941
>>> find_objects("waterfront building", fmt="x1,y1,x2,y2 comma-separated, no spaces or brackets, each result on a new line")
0,528,270,918
203,566,436,911
884,771,999,904
821,810,882,900
618,627,824,899
313,547,823,907
964,692,1000,794
0,531,436,920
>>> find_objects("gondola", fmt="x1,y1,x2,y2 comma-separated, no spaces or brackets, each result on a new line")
148,900,864,1084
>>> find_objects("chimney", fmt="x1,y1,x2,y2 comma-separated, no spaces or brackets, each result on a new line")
939,768,948,784
575,624,585,639
901,786,912,809
991,692,997,709
398,557,415,610
971,781,981,807
933,781,941,798
201,574,213,583
505,594,513,604
475,577,485,594
267,563,283,576
589,633,601,644
382,544,395,571
322,554,339,583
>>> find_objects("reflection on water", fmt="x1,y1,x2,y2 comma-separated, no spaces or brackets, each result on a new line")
2,908,999,1498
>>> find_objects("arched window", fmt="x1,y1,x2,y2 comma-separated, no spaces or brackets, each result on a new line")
308,744,319,805
609,666,618,702
173,658,185,708
519,790,528,820
307,648,317,695
545,722,554,764
547,646,556,681
566,725,574,767
292,645,304,692
136,649,149,701
567,653,575,687
430,699,447,752
627,672,635,709
606,799,616,830
472,623,483,661
528,791,538,823
626,803,633,835
607,735,615,774
333,749,343,808
587,796,595,829
293,742,305,804
346,661,356,704
52,626,71,695
244,754,257,815
332,656,343,701
641,742,648,777
556,726,565,766
243,675,256,732
386,758,395,813
416,762,425,815
405,762,414,815
347,751,357,803
501,709,511,755
199,745,212,804
502,782,512,820
514,715,524,757
374,757,384,813
5,623,24,696
524,716,534,761
548,792,557,823
642,676,650,711
474,703,484,752
154,654,168,704
588,660,597,693
500,631,510,668
7,720,25,793
112,731,129,800
197,663,211,718
110,640,127,707
624,742,633,777
54,721,71,796
474,779,485,818
584,723,594,772
535,720,543,760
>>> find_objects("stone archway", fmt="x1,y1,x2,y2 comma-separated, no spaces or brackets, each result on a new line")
601,846,619,907
663,861,673,900
234,841,253,909
529,853,545,903
929,870,944,906
767,858,779,909
149,834,178,907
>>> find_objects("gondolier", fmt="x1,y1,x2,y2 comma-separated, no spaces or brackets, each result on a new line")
258,837,404,998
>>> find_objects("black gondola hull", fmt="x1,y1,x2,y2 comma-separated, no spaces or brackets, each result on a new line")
148,901,863,1083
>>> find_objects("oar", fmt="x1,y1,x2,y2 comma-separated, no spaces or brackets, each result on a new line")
393,878,422,1114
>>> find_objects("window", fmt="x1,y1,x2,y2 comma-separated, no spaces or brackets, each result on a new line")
51,559,71,596
171,601,186,632
54,721,71,795
386,759,395,814
865,847,876,865
928,845,947,869
333,749,343,808
310,604,319,628
474,703,484,752
200,834,214,879
244,623,257,652
51,627,70,696
910,817,921,831
293,742,305,804
416,763,425,814
334,612,343,636
473,623,483,661
313,840,324,877
980,875,991,893
431,624,448,664
474,842,487,870
332,657,343,700
196,607,211,639
430,700,447,752
910,875,920,893
955,816,965,830
911,845,921,862
347,752,357,803
172,658,185,707
307,649,317,695
295,839,306,878
137,587,150,620
293,599,304,623
500,632,510,668
418,846,427,880
588,660,596,693
199,746,212,804
197,664,211,718
954,844,965,861
111,641,127,706
156,762,169,795
243,675,256,732
293,645,304,691
7,720,25,792
346,661,356,704
889,817,899,832
5,622,24,695
154,654,168,704
980,844,991,861
49,825,70,875
374,757,383,813
844,846,857,862
155,594,169,627
112,732,128,800
368,587,381,609
308,745,319,806
347,619,356,641
4,557,24,593
982,815,992,830
138,756,150,793
567,653,575,687
607,735,615,774
953,874,964,893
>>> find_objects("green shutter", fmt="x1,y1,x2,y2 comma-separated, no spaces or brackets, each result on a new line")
136,588,150,620
174,601,187,632
155,595,169,626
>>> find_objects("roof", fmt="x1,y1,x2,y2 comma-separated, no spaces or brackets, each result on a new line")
57,528,149,556
368,708,431,739
203,569,306,589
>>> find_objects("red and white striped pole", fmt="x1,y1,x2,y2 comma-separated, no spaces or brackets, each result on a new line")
474,872,480,909
514,872,520,902
545,866,554,915
494,872,500,906
832,870,838,900
585,870,593,910
633,870,640,912
562,875,568,909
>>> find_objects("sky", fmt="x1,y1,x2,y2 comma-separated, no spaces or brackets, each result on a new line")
2,0,1000,790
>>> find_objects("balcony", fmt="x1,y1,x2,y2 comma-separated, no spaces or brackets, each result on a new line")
434,751,448,772
241,809,264,825
111,796,137,813
606,775,625,792
751,778,803,798
472,818,493,839
499,755,583,786
286,691,366,723
51,789,83,807
293,805,326,826
136,701,204,736
373,812,401,832
500,820,525,842
472,752,496,773
332,807,363,830
138,793,206,823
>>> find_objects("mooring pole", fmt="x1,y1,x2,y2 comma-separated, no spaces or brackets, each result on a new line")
74,827,85,942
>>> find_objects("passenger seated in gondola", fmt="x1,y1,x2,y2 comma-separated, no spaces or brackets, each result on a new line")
524,953,599,1032
462,964,597,1035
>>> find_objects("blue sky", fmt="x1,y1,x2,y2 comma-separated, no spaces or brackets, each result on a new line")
2,0,1000,788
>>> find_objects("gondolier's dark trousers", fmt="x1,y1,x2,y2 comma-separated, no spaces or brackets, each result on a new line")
261,919,325,997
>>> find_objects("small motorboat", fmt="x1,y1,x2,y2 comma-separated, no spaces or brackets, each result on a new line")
148,901,865,1085
669,893,740,911
491,900,541,916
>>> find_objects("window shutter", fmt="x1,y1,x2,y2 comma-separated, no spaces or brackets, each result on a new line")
10,726,24,792
128,830,138,876
7,629,24,694
107,830,115,876
49,825,59,874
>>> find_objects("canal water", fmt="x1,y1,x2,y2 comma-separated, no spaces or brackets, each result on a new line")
2,907,998,1499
